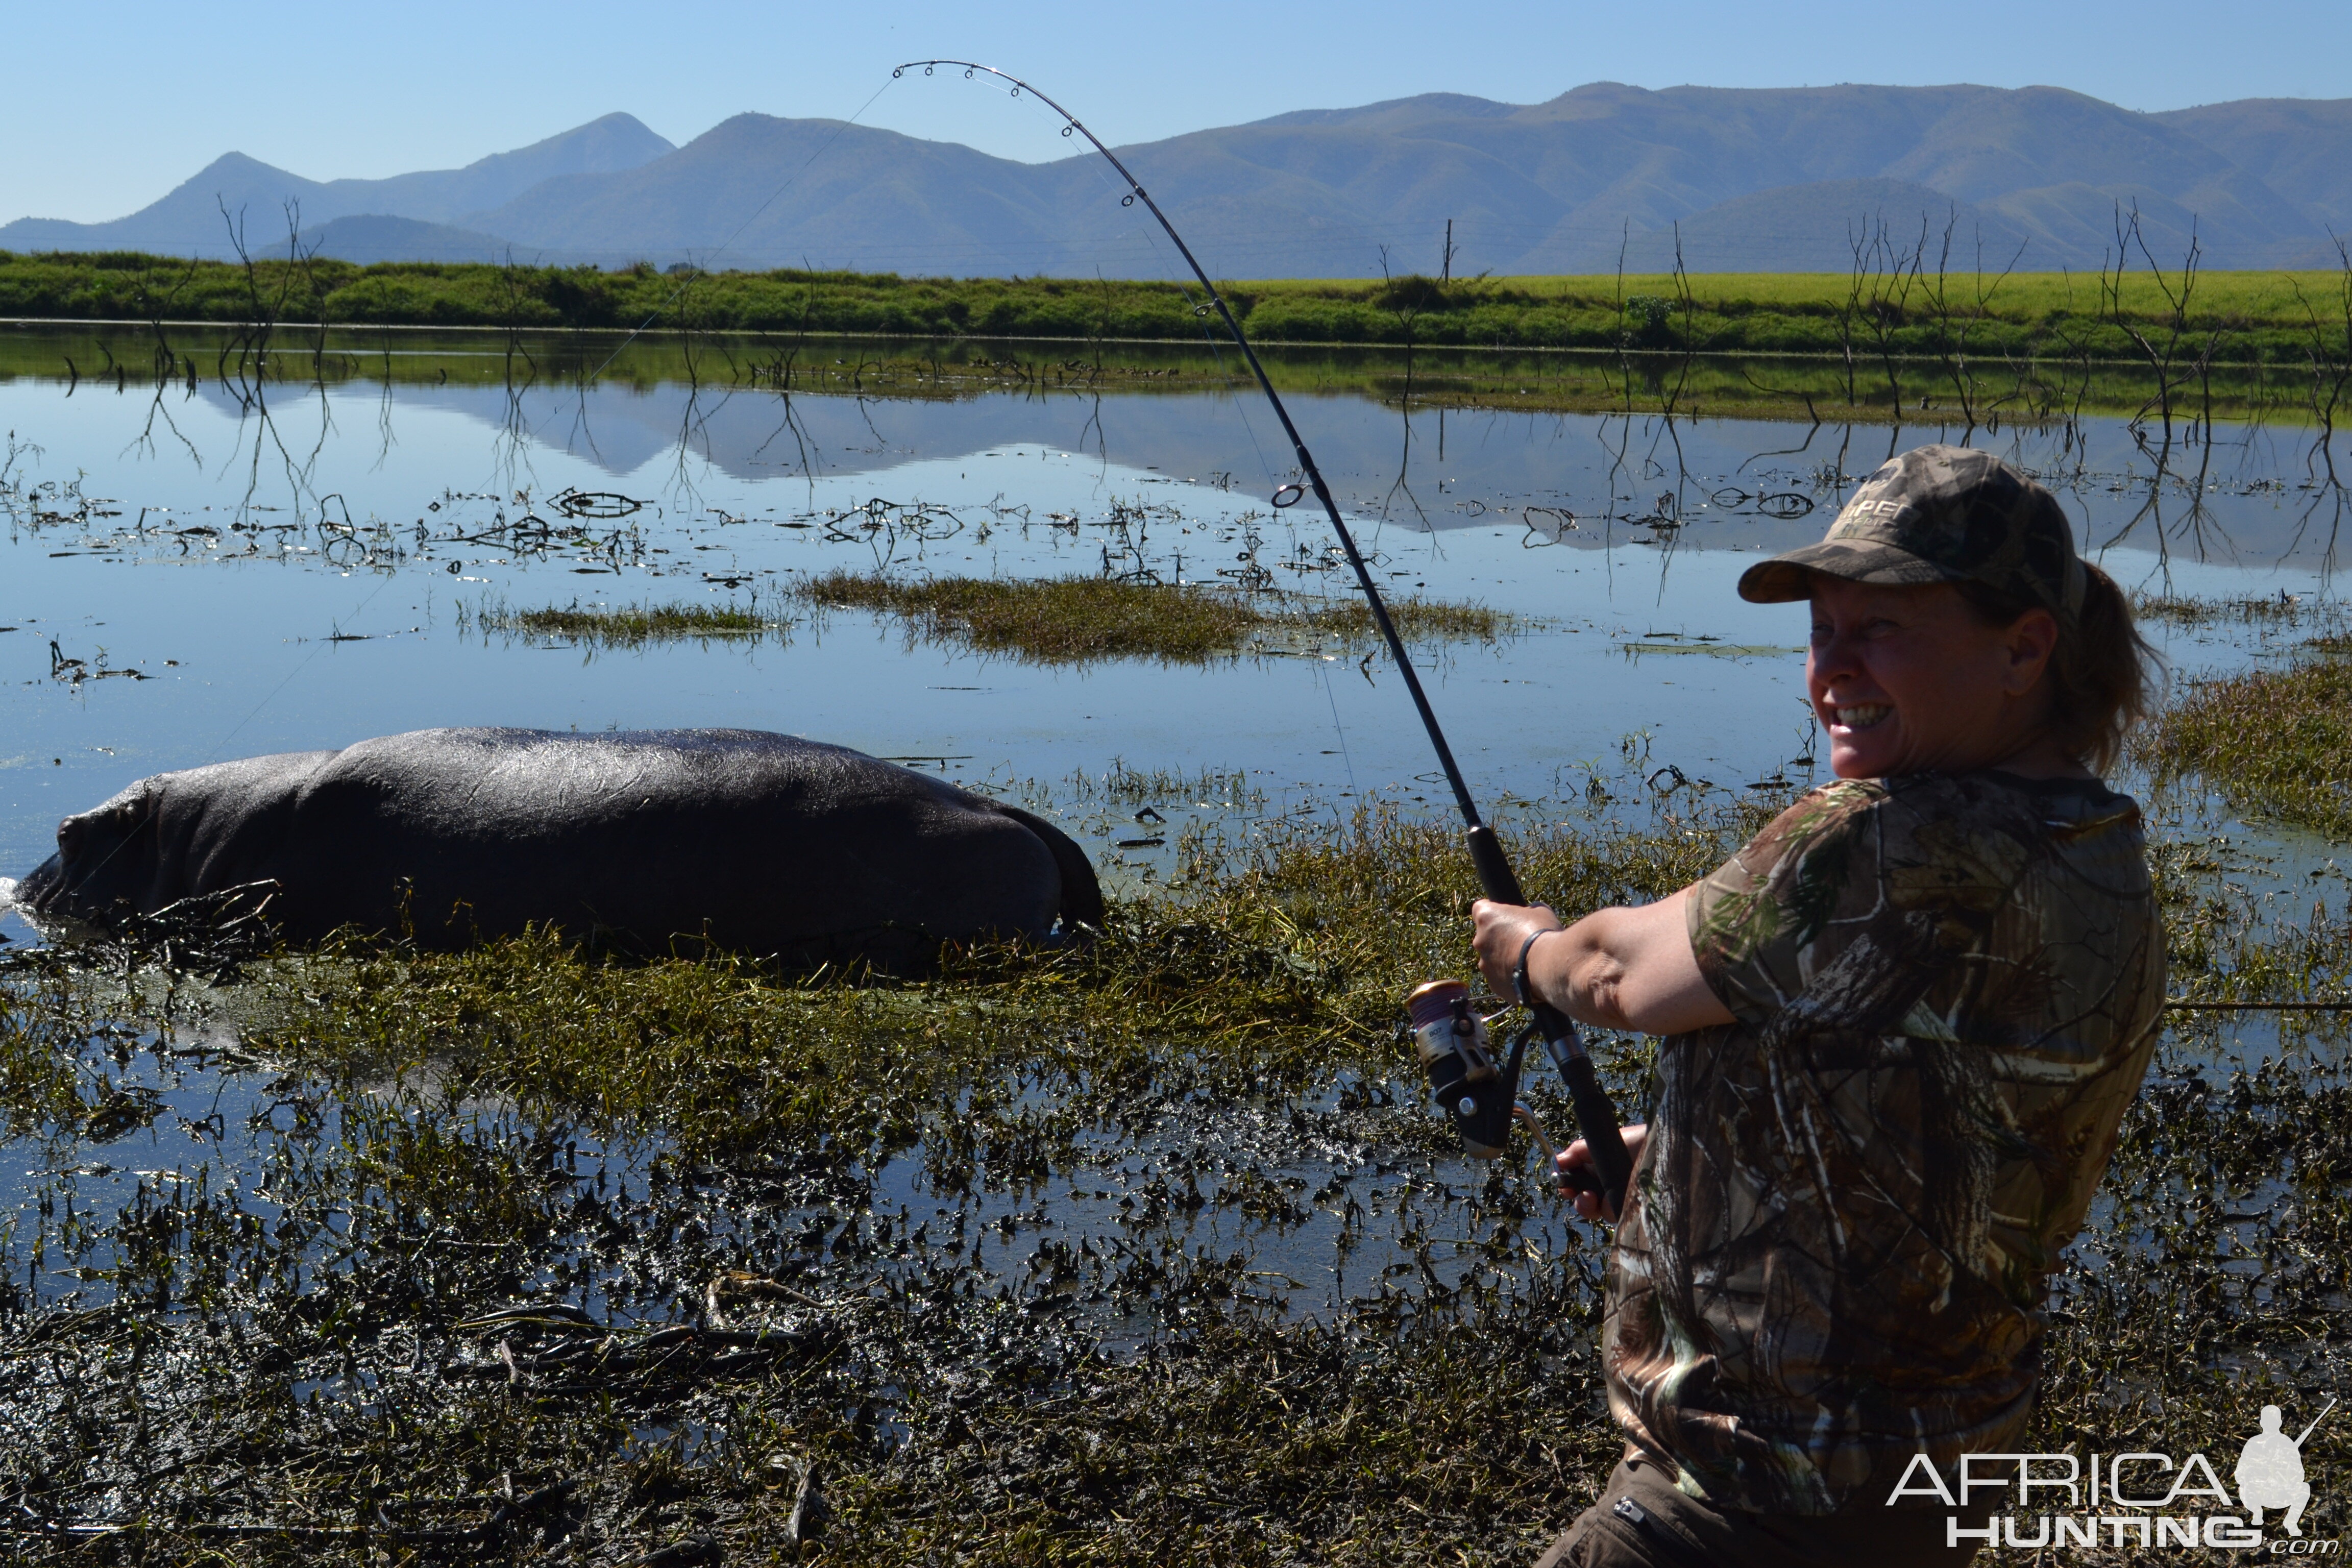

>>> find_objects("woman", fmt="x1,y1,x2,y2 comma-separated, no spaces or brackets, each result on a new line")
1472,446,2166,1568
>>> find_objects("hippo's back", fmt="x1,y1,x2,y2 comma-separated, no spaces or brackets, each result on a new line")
256,728,1070,955
309,727,946,837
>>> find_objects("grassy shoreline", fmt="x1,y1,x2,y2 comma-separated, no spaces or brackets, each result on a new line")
13,246,2350,424
4,318,2335,428
7,251,2350,367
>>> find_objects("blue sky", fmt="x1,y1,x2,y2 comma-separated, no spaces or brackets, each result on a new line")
6,0,2346,224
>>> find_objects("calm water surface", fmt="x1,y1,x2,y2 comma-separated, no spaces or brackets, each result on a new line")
3,355,2340,923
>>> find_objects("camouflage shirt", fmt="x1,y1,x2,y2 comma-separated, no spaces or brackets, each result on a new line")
1601,771,2165,1515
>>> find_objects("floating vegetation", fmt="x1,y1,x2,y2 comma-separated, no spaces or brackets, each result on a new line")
1616,638,1803,659
1069,758,1263,811
461,597,786,650
798,571,1250,663
2145,635,2352,840
2132,591,2341,628
791,570,1514,665
1312,594,1512,648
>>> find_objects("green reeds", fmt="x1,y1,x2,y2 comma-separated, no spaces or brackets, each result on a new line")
2132,592,2337,627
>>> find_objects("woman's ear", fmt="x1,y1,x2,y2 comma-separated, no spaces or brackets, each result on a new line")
2002,607,2061,696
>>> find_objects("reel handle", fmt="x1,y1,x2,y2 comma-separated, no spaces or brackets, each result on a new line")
1466,825,1635,1219
1546,1026,1634,1212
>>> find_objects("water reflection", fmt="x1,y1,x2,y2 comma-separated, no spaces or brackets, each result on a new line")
1,354,2335,962
17,323,2348,585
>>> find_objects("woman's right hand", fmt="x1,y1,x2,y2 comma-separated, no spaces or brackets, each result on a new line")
1558,1122,1647,1221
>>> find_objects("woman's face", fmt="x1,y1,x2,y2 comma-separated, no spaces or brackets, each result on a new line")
1807,576,2060,778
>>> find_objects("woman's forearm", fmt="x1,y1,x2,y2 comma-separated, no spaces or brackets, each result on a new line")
1475,889,1734,1037
1532,906,1647,1030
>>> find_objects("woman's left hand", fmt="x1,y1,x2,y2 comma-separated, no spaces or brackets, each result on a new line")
1472,899,1564,1004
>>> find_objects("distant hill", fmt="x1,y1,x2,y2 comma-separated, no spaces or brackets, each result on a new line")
294,215,519,265
1603,180,2033,273
2151,97,2352,241
0,113,671,257
455,84,2352,276
470,114,1074,275
6,87,2349,277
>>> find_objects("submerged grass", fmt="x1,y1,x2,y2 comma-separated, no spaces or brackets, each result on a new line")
2145,635,2352,839
247,801,1731,1161
1071,758,1262,810
462,597,782,650
4,776,2351,1562
2133,592,2328,626
793,570,1512,665
0,797,1734,1565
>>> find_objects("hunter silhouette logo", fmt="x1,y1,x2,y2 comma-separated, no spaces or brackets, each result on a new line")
2240,1400,2334,1537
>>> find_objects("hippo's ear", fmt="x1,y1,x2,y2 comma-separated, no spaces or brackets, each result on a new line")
58,791,156,860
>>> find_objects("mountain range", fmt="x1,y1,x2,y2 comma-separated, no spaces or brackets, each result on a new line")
7,85,2350,278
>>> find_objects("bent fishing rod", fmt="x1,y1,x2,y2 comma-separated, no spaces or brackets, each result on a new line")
895,60,1634,1215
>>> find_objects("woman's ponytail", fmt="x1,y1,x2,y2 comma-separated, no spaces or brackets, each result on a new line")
2053,564,2162,774
1962,561,2163,775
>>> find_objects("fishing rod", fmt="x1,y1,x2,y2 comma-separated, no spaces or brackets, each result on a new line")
894,60,1634,1215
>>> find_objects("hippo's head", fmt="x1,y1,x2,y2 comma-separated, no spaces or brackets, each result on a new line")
17,785,164,923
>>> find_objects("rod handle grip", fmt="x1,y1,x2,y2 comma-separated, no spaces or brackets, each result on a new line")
1466,824,1528,908
1537,1003,1635,1220
1467,824,1633,1217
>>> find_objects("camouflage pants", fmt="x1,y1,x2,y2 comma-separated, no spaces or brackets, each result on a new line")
1533,1451,1981,1568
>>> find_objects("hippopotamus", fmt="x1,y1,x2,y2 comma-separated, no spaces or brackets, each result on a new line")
10,727,1101,964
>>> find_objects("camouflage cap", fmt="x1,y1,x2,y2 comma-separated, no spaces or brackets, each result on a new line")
1737,445,2087,619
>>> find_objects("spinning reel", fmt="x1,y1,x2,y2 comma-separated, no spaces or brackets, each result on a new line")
1408,978,1612,1203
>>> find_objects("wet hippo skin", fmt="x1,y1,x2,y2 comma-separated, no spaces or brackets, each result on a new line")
15,727,1104,964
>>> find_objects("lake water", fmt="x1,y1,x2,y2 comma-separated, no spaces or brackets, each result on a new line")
0,333,2344,1331
5,345,2342,921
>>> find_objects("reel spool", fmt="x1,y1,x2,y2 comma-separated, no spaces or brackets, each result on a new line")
1408,978,1525,1160
1408,978,1582,1184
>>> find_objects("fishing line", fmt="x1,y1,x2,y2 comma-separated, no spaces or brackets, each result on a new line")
1318,656,1358,793
943,76,1294,603
204,570,400,763
1052,115,1288,499
24,566,407,907
896,59,1634,1210
921,66,1377,844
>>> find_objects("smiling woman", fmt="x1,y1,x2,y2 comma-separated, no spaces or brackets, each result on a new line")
1745,457,2160,781
1471,446,2169,1568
